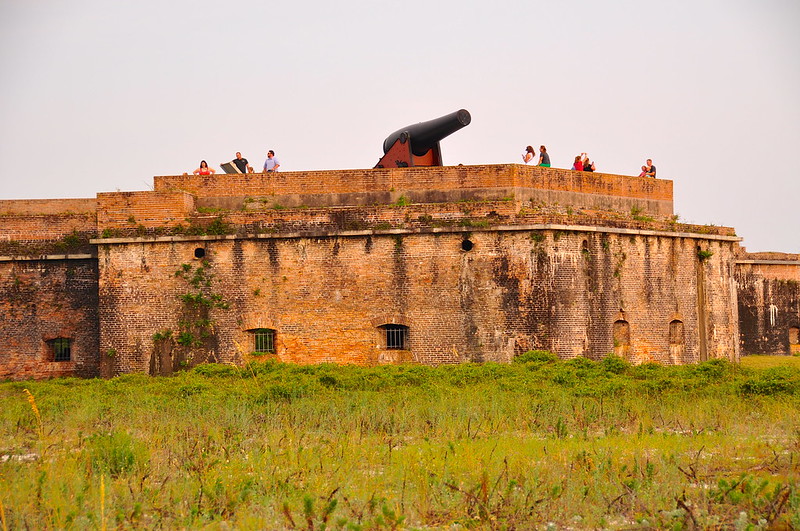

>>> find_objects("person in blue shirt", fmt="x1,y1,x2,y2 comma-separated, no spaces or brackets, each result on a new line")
263,150,281,172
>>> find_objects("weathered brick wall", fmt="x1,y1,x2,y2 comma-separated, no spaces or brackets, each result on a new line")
97,227,738,375
0,258,99,380
735,254,800,355
0,198,96,216
0,199,97,255
154,165,673,216
0,213,97,247
96,191,195,231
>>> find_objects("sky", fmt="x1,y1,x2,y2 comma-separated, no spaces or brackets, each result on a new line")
1,0,798,253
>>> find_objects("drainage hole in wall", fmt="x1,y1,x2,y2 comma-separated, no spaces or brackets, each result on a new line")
194,248,206,259
461,239,474,252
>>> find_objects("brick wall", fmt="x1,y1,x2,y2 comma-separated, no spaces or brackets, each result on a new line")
97,227,738,375
735,255,800,355
154,165,673,216
96,191,195,230
0,258,99,380
0,198,96,215
0,213,96,242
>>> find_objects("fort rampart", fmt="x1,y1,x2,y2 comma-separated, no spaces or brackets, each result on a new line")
0,164,790,380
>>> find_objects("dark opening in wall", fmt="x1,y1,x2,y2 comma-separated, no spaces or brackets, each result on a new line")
194,248,206,259
48,338,72,362
379,324,409,350
461,239,474,252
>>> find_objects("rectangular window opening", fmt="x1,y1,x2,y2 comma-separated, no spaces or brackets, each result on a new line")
51,338,72,362
384,325,408,350
254,329,275,354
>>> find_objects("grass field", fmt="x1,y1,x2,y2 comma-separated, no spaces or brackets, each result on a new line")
1,353,799,529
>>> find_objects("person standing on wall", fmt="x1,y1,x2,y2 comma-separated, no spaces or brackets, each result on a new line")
231,152,253,173
263,150,281,173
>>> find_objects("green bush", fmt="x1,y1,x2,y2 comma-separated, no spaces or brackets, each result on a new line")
85,430,148,478
514,350,558,364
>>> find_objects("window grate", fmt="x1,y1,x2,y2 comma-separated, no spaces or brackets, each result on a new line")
383,325,408,350
253,329,275,354
51,338,71,362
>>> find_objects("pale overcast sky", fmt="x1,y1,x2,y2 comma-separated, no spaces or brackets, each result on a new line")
1,0,798,253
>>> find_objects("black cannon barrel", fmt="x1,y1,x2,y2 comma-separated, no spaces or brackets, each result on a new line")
382,109,471,156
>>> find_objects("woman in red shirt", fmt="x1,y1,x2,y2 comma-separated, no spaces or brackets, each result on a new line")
193,160,215,175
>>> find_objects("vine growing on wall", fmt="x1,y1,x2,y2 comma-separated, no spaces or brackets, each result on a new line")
150,260,229,375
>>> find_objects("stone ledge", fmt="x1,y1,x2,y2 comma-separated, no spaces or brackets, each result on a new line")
735,260,800,266
91,224,742,245
0,253,95,262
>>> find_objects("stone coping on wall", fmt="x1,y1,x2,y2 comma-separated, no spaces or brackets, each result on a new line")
0,254,95,261
735,259,800,265
91,223,741,245
153,164,673,204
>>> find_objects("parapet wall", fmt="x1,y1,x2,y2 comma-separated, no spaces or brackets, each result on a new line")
154,165,673,217
0,198,97,216
96,191,195,230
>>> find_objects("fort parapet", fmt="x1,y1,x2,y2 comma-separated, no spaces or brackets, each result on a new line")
0,164,795,380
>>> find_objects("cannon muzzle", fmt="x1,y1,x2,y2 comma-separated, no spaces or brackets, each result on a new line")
375,109,471,168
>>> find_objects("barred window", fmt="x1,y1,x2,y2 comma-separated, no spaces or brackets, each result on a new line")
49,338,72,362
252,328,276,354
380,324,409,350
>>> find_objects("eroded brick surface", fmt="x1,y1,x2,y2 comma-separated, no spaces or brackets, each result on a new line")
0,259,99,379
97,229,739,375
735,255,800,355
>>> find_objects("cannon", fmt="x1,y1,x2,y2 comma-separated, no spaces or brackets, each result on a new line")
374,109,471,168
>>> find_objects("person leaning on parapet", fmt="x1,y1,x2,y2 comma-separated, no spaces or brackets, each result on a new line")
522,145,536,164
263,150,281,173
645,159,656,178
538,145,551,167
192,160,215,175
232,152,253,174
572,155,583,171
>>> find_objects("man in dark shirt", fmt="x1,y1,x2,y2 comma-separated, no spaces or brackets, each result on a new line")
646,159,657,178
232,152,252,174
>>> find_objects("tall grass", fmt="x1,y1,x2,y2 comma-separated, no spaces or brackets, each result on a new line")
1,356,798,528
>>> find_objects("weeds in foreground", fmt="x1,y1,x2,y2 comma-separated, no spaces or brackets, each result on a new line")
0,356,798,528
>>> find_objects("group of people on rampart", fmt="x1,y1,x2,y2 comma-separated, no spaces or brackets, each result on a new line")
522,145,657,178
191,151,280,176
190,147,656,179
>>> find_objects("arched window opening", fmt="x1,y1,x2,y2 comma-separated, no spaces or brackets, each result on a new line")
669,320,685,364
612,320,631,360
790,327,800,355
380,324,409,350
